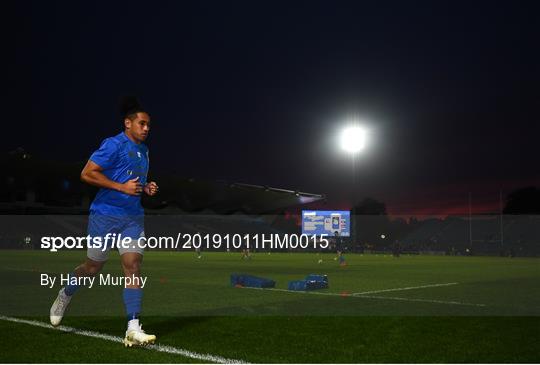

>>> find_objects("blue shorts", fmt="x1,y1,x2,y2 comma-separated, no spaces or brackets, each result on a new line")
87,214,145,262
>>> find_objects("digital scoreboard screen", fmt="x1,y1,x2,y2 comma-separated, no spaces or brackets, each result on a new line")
301,210,351,237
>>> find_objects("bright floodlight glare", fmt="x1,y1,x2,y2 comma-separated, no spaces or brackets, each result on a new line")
340,126,366,153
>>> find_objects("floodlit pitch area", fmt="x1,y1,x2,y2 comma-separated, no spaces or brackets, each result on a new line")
1,251,539,363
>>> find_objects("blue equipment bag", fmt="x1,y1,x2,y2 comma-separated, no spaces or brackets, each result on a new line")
231,274,276,288
288,274,329,291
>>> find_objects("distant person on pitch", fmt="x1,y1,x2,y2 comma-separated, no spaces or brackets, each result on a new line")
49,97,159,347
242,243,251,260
335,231,346,265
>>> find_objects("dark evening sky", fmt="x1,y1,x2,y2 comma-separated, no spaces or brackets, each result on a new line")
6,1,540,216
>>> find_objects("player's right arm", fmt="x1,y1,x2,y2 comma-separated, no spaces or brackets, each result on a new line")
80,161,142,196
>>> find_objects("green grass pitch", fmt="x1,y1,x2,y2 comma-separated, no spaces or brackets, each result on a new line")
0,250,539,363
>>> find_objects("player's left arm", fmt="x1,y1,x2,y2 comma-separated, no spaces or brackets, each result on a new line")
144,181,159,196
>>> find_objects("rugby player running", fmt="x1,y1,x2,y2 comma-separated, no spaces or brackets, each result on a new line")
49,98,159,347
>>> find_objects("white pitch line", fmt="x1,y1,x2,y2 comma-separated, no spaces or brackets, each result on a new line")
241,285,485,307
352,282,459,295
0,315,248,364
356,295,486,307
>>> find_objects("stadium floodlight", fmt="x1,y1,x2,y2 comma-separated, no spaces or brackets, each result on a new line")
337,120,369,251
340,126,366,153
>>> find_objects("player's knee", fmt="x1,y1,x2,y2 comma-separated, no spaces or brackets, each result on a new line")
84,261,104,276
122,260,140,275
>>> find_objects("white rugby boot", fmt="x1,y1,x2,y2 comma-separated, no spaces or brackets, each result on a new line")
124,324,156,347
50,288,72,326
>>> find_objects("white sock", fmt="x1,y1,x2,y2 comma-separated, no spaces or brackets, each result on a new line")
127,318,140,331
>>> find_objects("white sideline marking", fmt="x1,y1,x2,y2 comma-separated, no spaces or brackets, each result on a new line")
352,282,459,295
0,315,248,364
241,285,485,307
357,295,486,307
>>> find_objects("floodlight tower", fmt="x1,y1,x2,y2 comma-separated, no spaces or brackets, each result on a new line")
340,124,366,250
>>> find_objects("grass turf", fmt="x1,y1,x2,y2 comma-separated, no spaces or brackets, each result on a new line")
0,250,539,362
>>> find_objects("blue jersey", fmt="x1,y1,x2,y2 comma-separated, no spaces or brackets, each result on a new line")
89,132,149,216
